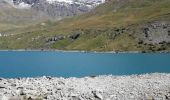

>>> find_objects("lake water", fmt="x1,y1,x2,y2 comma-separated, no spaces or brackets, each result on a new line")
0,51,170,78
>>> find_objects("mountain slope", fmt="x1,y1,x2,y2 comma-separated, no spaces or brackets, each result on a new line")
12,0,105,19
0,0,170,52
0,0,105,33
56,0,170,29
0,0,50,34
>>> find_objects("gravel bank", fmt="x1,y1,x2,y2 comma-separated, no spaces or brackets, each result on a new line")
0,73,170,100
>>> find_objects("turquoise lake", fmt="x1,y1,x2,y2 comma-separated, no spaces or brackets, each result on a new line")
0,51,170,78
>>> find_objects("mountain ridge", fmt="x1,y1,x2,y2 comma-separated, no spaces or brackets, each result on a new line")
11,0,105,19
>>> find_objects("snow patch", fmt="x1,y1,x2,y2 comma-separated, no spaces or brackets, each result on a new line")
46,0,105,5
16,2,31,9
46,0,73,4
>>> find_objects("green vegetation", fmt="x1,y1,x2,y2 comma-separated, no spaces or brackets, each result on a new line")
0,0,170,51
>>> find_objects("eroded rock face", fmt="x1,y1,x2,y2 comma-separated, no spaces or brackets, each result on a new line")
47,35,65,42
140,21,170,44
0,73,170,100
32,0,90,18
11,0,105,19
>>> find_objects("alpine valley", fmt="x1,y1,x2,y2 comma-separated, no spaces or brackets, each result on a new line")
0,0,170,52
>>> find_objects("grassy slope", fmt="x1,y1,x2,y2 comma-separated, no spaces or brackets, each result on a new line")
0,0,170,51
54,0,170,29
0,6,49,34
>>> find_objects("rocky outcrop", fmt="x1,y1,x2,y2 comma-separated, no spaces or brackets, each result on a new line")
44,35,65,48
46,33,81,45
0,73,170,100
46,35,65,43
140,21,170,44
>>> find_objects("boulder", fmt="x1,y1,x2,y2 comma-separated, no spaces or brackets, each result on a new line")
92,91,103,100
0,86,5,89
143,27,149,38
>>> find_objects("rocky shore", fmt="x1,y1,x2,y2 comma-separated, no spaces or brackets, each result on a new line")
0,73,170,100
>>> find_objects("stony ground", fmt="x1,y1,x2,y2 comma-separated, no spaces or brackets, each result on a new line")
0,73,170,100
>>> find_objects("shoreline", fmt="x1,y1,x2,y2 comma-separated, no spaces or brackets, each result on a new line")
0,72,167,79
0,49,170,53
0,73,170,100
0,72,169,79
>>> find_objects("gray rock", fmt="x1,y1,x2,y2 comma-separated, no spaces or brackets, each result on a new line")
0,86,5,89
47,35,65,42
139,21,170,44
92,91,103,100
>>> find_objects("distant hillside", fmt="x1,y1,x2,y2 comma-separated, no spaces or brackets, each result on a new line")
0,0,170,52
0,0,49,34
0,0,104,33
